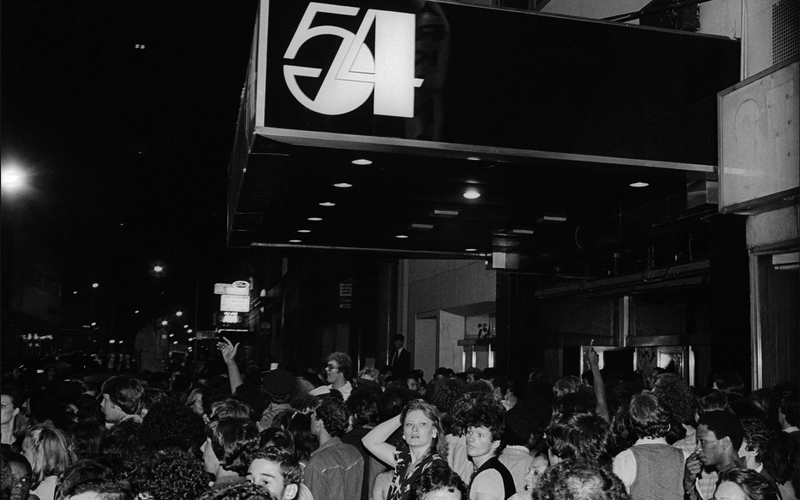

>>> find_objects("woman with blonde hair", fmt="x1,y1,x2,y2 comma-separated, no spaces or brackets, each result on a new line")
22,423,72,500
363,399,449,500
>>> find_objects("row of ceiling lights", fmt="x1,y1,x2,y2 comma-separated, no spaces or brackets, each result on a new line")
287,158,649,247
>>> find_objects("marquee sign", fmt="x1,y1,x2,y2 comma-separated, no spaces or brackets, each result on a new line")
283,3,422,117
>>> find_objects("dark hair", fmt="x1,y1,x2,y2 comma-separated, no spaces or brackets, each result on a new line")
763,431,800,483
652,373,696,425
459,396,506,455
628,392,670,439
233,385,267,422
779,392,799,427
326,353,352,379
128,448,207,500
247,447,301,486
740,417,771,464
697,411,744,451
696,391,730,415
141,400,206,452
198,482,277,500
55,459,121,500
545,412,612,464
393,335,405,343
718,468,780,500
533,460,629,500
347,390,379,427
101,376,145,417
713,371,745,399
424,378,467,418
97,421,144,476
414,461,467,500
258,428,294,455
315,398,350,438
274,410,317,462
68,420,108,461
207,418,260,475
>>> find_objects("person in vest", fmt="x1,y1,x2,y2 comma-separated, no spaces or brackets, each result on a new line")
463,398,515,500
613,392,690,500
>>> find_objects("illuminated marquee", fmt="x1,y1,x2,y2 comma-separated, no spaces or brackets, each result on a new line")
283,2,423,117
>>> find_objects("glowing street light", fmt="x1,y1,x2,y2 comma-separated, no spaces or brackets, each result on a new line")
175,311,183,317
153,265,164,273
1,166,26,193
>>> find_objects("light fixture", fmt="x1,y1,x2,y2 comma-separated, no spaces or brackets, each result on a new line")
511,228,534,235
333,182,352,188
308,217,323,221
319,202,336,207
92,283,99,288
630,181,649,188
298,229,311,233
466,156,481,161
351,159,372,165
537,215,568,223
410,223,434,231
463,189,481,200
431,209,459,218
465,248,478,252
289,239,302,243
395,234,409,239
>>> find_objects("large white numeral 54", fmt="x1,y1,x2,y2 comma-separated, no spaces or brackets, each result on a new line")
283,2,423,117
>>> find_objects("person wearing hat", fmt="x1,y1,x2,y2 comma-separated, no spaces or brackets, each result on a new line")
259,369,298,431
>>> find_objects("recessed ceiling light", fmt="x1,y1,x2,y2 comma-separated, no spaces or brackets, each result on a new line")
465,248,478,252
308,217,322,222
319,202,336,207
352,159,372,165
410,223,434,230
463,189,481,200
467,156,481,161
333,182,352,188
395,234,409,239
512,229,534,235
298,229,311,233
289,239,301,243
630,182,649,188
537,215,568,223
431,209,460,217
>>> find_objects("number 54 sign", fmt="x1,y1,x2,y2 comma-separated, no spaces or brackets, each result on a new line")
283,2,423,118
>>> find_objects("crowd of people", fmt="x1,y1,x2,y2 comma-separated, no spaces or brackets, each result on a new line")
1,338,798,500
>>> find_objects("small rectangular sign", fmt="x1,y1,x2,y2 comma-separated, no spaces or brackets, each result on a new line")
221,294,250,312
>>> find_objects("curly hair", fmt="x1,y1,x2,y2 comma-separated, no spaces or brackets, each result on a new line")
315,398,350,438
459,396,506,450
533,460,629,500
652,373,696,425
327,352,352,379
207,418,260,475
424,377,467,416
554,376,583,398
414,461,467,500
718,468,780,500
129,449,208,500
68,420,108,461
97,421,144,478
713,371,745,399
697,411,744,451
545,412,612,464
198,482,277,500
400,400,448,459
739,417,770,464
628,392,670,439
141,400,206,452
55,459,120,500
247,447,302,487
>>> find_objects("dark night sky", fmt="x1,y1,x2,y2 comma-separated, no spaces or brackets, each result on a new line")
2,1,261,331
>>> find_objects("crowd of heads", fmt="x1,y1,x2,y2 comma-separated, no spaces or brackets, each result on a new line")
1,349,799,500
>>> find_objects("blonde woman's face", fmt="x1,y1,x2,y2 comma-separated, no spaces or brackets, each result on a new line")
22,437,36,468
524,455,549,491
403,410,436,449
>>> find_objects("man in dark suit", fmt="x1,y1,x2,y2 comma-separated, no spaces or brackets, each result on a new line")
389,334,411,378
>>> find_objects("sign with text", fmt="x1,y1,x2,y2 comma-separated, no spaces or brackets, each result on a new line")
220,294,250,312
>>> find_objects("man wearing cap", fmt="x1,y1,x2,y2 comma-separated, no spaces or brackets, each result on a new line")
259,369,298,431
